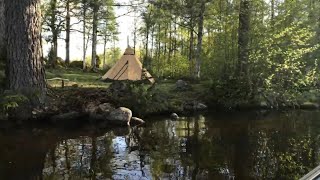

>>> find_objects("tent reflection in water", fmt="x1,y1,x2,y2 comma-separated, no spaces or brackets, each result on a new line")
102,47,155,84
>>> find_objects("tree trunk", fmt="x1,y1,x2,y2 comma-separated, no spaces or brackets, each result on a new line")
151,26,154,58
157,24,161,76
50,0,58,68
188,4,195,77
145,25,149,58
173,15,177,57
65,0,71,65
82,0,86,70
133,19,137,55
188,28,194,76
91,0,98,70
103,35,107,69
164,23,167,57
195,0,206,79
0,0,5,62
237,0,250,77
5,0,46,119
168,21,172,62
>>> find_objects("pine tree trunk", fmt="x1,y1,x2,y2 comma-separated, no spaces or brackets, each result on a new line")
5,0,46,119
194,0,206,80
173,16,177,57
168,21,172,62
82,0,86,70
0,0,5,61
151,26,154,58
188,28,194,76
188,4,195,77
237,0,250,77
103,35,107,69
157,24,161,76
133,20,137,54
91,0,98,70
50,0,58,68
65,0,70,65
145,25,149,58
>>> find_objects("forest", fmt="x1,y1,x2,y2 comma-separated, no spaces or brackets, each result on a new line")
0,0,320,119
1,0,320,179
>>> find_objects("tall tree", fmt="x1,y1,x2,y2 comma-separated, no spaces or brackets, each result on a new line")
91,0,99,70
5,0,46,119
0,0,5,61
49,0,58,67
194,0,206,79
42,0,63,68
237,0,250,77
65,0,71,65
82,0,88,69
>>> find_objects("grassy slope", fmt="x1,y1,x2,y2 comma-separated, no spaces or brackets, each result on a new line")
46,68,110,88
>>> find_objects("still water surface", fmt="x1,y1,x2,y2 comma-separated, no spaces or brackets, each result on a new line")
0,110,320,179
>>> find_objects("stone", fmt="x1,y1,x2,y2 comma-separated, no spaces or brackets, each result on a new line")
131,117,145,125
300,102,319,109
98,103,115,114
196,103,207,110
83,102,99,114
107,107,132,126
50,111,82,122
170,113,179,120
176,80,191,91
183,101,208,111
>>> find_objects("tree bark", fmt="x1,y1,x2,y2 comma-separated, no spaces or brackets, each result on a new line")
5,0,46,119
103,35,107,69
145,15,150,58
82,0,86,70
49,0,58,68
65,0,71,65
91,0,98,70
237,0,250,77
188,28,194,76
0,0,5,62
194,0,206,80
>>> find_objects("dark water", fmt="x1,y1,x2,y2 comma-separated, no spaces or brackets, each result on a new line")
0,110,320,180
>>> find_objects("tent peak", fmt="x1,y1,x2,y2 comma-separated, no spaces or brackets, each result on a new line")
124,47,134,55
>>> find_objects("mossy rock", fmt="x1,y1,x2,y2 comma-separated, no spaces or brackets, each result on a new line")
300,102,319,109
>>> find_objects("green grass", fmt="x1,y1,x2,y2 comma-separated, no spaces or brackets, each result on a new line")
1,67,210,104
46,68,110,88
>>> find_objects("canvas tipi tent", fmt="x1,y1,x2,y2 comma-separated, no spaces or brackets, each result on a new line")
102,47,155,83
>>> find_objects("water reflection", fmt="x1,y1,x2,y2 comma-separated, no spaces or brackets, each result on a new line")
0,110,320,179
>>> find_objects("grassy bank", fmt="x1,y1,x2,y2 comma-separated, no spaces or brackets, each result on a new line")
1,67,320,121
45,68,320,113
46,68,110,88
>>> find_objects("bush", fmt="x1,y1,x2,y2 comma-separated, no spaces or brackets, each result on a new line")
69,61,83,69
107,81,170,116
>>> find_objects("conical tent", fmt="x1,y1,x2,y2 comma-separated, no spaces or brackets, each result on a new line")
102,47,155,83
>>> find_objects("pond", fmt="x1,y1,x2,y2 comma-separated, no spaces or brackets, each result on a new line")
0,110,320,179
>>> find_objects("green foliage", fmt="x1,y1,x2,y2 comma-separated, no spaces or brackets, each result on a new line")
139,0,320,107
151,54,190,78
209,76,252,108
68,61,83,69
276,136,313,180
109,82,170,116
249,21,320,106
0,92,29,112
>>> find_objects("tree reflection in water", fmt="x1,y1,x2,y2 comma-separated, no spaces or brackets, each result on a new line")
0,110,319,179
